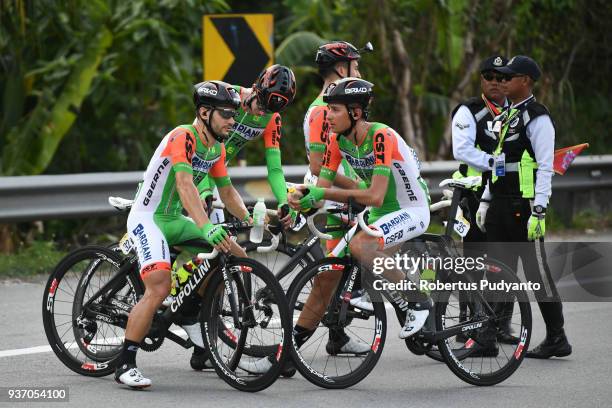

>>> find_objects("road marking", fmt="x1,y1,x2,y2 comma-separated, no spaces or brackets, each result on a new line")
0,328,188,359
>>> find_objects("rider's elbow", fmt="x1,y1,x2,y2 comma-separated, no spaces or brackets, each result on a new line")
370,194,385,208
309,162,321,177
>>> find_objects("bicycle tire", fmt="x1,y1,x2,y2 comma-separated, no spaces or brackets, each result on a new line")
434,264,532,386
287,257,386,389
201,257,291,392
42,245,142,377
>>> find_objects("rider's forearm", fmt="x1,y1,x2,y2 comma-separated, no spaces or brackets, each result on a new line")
265,148,288,205
333,174,360,189
322,187,383,207
176,178,210,228
218,185,249,221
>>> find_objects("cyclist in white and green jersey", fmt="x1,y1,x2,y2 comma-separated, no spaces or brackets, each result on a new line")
290,78,433,341
304,41,373,353
115,81,250,389
199,65,297,228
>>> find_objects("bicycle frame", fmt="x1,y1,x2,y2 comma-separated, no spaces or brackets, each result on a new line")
78,242,256,349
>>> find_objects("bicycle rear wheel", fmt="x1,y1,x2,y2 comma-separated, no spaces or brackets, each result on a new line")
435,264,532,386
42,246,142,377
201,257,291,392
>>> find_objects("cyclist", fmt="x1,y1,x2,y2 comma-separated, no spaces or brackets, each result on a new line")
189,65,297,370
305,40,373,353
236,44,373,375
290,77,432,342
115,81,252,389
200,64,297,230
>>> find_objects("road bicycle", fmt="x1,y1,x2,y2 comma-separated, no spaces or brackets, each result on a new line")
42,215,292,392
285,176,532,388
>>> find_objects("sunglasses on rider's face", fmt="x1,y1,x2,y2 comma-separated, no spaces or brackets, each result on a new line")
481,72,505,82
217,108,237,119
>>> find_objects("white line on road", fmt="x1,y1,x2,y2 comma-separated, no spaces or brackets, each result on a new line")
0,328,188,359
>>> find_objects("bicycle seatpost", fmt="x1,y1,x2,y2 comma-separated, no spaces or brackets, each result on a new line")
444,187,463,237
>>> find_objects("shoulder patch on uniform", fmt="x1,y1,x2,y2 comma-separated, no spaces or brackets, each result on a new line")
455,122,470,130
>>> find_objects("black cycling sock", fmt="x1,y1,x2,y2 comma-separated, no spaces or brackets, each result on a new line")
180,294,202,318
119,339,140,366
328,326,349,344
192,345,207,355
293,325,316,349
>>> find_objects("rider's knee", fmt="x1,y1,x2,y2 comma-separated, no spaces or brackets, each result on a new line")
141,264,172,300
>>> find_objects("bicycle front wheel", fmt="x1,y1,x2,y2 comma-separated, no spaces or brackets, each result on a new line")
201,257,291,392
287,257,387,389
435,263,532,386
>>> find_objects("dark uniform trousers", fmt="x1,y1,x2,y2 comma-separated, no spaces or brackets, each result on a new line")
485,196,564,335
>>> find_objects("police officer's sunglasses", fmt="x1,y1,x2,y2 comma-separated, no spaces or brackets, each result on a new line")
216,107,238,119
481,72,506,82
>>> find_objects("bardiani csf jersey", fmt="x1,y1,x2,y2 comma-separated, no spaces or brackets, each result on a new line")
303,96,330,160
132,124,230,216
320,122,430,214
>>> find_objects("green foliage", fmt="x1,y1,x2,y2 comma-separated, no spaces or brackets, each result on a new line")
0,240,66,277
0,0,610,175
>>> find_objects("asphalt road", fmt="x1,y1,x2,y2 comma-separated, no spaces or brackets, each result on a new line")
1,234,611,408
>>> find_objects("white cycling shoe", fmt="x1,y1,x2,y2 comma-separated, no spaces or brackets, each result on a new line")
349,290,374,312
398,309,429,339
181,323,205,348
334,337,371,354
115,364,152,389
238,355,275,374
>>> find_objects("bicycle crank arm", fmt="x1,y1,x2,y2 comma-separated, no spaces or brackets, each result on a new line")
166,330,193,349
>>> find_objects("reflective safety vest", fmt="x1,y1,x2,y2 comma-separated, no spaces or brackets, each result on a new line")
450,97,499,190
489,100,553,199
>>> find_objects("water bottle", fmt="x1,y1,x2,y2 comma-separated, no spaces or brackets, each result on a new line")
250,198,266,243
170,257,202,296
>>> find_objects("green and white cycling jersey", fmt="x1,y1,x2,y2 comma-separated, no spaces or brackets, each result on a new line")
320,122,431,220
128,124,230,273
303,95,359,182
132,124,230,215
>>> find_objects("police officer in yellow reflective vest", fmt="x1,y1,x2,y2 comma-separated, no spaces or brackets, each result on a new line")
451,56,519,352
476,56,572,359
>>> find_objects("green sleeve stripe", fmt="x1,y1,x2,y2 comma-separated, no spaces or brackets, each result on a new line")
197,175,211,194
309,142,326,153
265,148,288,205
320,167,337,181
173,163,193,174
373,166,391,177
213,176,231,187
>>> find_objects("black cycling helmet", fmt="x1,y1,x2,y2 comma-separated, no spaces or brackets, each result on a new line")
323,77,374,110
323,77,374,135
193,80,240,142
253,64,296,113
193,80,241,110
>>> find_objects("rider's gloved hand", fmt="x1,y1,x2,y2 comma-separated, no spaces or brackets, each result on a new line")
476,201,489,232
527,206,546,241
278,203,297,230
298,186,325,210
201,222,228,246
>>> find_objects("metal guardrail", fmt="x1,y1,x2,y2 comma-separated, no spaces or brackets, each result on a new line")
1,156,611,223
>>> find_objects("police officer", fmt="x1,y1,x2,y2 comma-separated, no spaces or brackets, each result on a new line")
451,55,519,351
476,55,572,359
